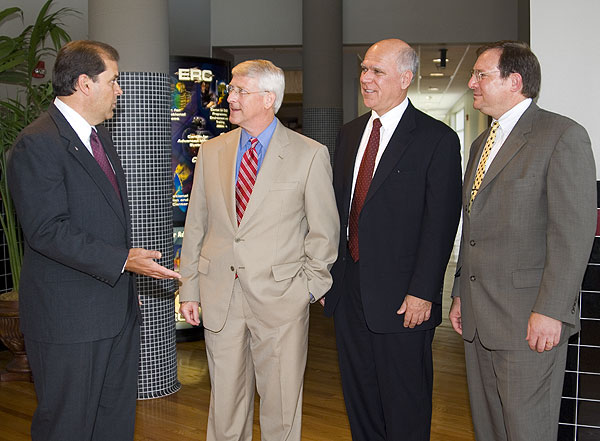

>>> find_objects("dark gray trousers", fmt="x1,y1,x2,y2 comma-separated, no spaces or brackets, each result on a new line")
26,301,139,441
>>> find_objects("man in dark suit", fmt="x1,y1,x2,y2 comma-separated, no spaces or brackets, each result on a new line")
324,38,462,441
449,41,596,441
7,40,180,441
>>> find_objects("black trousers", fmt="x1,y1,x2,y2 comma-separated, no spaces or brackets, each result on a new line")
334,259,434,441
25,298,140,441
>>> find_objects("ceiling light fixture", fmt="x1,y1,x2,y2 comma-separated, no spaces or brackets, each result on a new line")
439,48,447,68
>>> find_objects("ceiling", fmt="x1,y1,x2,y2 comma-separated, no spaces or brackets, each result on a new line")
409,44,479,120
219,43,481,121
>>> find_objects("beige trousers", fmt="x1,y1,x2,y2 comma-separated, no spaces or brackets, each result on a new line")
204,278,309,441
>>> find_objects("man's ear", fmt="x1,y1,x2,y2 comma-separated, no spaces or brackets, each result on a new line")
400,70,413,89
75,74,93,96
510,72,524,94
264,91,276,110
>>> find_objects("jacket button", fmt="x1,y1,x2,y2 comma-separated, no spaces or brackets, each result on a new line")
469,275,476,281
470,240,476,246
230,266,235,271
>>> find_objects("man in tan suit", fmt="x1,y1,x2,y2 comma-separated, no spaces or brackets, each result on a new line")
179,59,339,441
450,41,596,441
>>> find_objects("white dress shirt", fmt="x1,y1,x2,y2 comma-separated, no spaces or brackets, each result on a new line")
479,98,532,173
347,98,409,238
350,98,409,207
54,97,95,156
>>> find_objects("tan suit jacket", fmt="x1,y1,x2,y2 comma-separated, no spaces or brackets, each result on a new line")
179,120,339,332
452,103,596,350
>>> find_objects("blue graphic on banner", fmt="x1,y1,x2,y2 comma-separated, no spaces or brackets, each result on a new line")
170,56,230,226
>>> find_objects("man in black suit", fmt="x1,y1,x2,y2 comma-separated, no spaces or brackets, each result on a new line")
324,38,462,440
7,40,180,441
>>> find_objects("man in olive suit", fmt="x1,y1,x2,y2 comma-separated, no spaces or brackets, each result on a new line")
450,41,596,441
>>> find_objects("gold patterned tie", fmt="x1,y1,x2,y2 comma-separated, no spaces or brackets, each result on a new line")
468,121,499,214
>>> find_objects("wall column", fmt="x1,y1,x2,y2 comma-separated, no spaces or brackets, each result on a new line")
302,0,343,158
89,0,180,399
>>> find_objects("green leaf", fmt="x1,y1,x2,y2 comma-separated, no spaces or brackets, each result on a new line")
0,7,22,24
0,53,27,74
0,71,27,85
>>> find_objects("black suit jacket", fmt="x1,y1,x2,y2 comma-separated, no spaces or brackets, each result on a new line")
324,101,462,333
7,104,135,344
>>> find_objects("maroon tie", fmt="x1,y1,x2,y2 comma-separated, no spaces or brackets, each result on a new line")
235,137,259,225
348,118,382,262
90,129,120,199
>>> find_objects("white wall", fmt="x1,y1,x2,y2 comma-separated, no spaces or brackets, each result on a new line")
210,0,520,48
211,0,302,47
0,0,88,41
169,0,211,57
531,0,600,178
7,0,523,61
448,90,488,168
343,0,518,45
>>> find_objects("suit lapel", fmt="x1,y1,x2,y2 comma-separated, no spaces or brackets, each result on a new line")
238,121,288,228
219,129,241,230
478,103,537,193
48,105,127,229
340,114,370,222
363,102,416,208
98,126,131,237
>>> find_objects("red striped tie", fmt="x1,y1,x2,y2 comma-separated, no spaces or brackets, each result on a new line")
235,137,259,225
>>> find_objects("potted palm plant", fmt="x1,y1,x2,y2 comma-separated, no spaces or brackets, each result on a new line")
0,0,76,381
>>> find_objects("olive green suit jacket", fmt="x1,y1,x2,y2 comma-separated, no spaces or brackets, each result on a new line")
452,103,596,350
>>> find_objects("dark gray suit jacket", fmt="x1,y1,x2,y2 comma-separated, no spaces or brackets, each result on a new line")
452,103,597,350
8,104,135,344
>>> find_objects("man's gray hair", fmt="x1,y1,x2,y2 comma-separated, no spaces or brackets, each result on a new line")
397,46,419,83
232,59,285,113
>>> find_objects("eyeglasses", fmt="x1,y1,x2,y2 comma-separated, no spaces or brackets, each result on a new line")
470,69,500,82
225,84,268,97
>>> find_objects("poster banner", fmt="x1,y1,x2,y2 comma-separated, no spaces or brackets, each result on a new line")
170,57,230,328
171,56,230,228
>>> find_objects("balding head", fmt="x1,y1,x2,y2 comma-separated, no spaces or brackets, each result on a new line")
367,39,419,77
360,39,418,116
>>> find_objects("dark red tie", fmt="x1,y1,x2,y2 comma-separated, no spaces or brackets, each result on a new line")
348,118,382,262
235,137,259,225
90,129,120,199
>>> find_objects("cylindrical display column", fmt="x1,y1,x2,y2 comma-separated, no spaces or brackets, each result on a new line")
302,0,343,158
89,0,180,399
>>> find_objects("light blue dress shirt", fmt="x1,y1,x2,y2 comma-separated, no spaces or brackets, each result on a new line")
235,117,278,182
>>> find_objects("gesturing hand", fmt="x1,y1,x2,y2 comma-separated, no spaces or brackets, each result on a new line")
125,248,181,279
